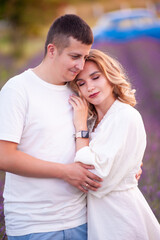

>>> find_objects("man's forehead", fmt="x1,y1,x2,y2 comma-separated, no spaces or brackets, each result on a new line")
65,37,91,54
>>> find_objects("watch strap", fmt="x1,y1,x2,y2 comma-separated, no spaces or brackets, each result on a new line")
75,130,89,138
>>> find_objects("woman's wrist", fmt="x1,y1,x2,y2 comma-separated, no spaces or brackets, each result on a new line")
75,125,88,132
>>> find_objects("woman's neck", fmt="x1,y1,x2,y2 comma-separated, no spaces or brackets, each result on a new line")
95,97,116,123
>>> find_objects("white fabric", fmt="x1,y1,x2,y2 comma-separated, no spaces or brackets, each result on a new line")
75,100,160,240
0,69,86,236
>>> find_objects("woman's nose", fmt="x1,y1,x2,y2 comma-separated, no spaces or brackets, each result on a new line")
87,85,95,92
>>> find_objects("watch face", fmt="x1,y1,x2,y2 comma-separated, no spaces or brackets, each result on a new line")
82,131,89,138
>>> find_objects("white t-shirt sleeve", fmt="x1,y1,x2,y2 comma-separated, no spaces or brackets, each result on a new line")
74,107,146,195
0,85,27,143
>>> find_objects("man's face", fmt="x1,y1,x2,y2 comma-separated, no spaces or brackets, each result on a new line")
53,37,92,85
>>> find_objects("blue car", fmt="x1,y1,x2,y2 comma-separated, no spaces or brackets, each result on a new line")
93,8,160,42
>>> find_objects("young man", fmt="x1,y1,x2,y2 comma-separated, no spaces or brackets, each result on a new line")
0,14,102,240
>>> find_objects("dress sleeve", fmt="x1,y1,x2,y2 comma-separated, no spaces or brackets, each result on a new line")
74,107,146,196
0,85,27,143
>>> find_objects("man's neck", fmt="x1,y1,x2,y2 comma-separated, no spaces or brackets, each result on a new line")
32,61,65,86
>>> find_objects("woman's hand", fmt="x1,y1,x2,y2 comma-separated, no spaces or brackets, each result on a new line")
69,95,88,131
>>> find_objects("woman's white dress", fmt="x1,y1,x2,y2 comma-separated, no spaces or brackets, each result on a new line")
74,100,160,240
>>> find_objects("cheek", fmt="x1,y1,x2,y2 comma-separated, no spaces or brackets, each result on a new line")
79,88,87,98
103,82,112,91
59,57,70,69
105,86,114,97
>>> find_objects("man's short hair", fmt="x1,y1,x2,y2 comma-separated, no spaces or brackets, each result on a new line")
44,14,93,55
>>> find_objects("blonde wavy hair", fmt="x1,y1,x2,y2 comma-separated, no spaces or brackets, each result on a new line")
70,49,136,118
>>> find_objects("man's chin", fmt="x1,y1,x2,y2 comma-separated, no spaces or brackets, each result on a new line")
65,77,76,82
70,70,80,77
64,72,79,82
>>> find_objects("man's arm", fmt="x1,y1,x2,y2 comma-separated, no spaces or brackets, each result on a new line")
136,162,143,180
0,140,102,193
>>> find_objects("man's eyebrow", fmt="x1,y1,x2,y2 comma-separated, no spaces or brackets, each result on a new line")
69,53,89,59
76,71,100,82
69,53,82,56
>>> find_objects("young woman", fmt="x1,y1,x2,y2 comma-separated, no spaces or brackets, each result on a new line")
69,49,160,240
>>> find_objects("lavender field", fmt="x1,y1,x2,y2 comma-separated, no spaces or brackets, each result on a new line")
0,37,160,238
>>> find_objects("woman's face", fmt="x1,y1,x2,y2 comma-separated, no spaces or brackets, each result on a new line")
75,61,115,107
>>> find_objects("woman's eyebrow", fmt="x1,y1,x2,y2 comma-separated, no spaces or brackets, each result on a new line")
90,71,100,76
75,78,83,83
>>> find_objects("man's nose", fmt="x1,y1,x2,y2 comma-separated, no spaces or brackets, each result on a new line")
77,59,85,70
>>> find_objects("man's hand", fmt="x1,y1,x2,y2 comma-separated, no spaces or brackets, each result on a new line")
136,162,143,181
62,162,103,193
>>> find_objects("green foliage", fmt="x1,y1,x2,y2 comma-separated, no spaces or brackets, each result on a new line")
0,0,61,57
0,0,58,34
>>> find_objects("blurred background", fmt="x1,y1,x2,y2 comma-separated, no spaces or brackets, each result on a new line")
0,0,160,238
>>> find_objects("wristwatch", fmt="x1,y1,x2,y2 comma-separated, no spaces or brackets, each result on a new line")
75,130,89,138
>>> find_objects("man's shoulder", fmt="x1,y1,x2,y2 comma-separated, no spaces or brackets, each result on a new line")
5,69,30,88
1,69,32,97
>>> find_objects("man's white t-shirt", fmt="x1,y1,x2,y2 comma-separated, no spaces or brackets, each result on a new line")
0,69,87,236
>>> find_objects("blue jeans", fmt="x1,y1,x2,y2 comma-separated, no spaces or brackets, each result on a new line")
7,223,87,240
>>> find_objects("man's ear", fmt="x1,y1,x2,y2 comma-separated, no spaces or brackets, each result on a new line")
47,43,55,57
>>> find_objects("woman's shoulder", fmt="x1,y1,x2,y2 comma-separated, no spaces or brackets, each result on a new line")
115,100,142,119
111,101,145,133
100,100,143,130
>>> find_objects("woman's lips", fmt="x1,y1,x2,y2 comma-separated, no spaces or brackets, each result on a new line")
89,92,100,98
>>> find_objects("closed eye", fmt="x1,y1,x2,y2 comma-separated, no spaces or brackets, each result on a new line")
92,76,99,80
71,55,80,59
77,81,85,87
